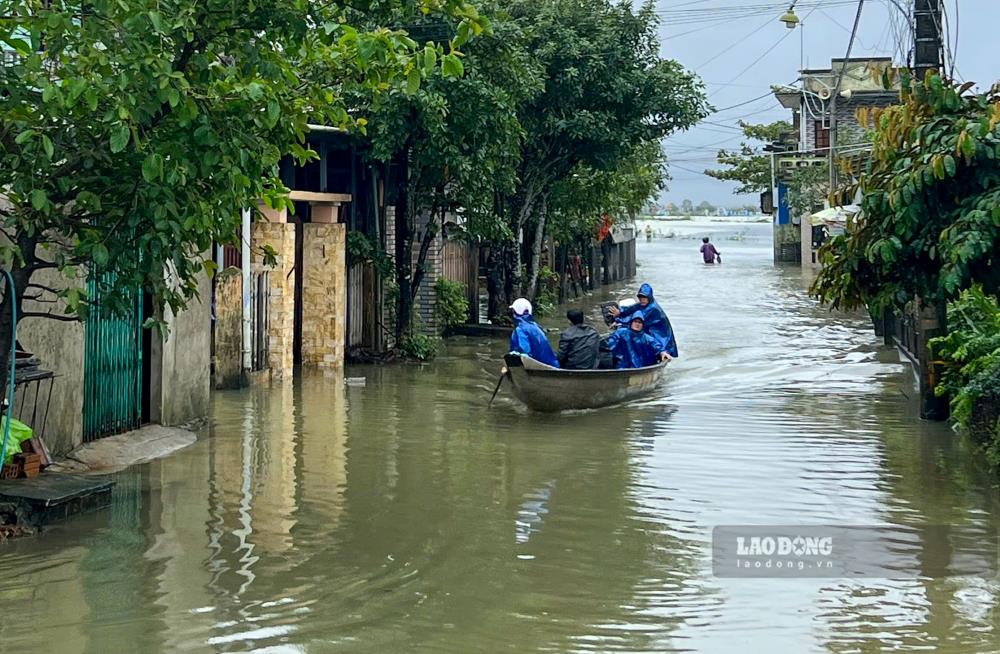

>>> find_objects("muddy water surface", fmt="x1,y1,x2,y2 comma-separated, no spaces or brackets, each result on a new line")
3,220,1000,653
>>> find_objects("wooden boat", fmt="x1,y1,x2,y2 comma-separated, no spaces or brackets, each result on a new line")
502,353,668,412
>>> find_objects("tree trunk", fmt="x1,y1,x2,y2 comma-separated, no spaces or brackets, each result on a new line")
524,194,548,301
486,241,516,325
556,244,569,304
0,251,36,403
409,205,442,328
395,156,417,342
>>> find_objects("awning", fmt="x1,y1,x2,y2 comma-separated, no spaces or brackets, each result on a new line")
810,204,861,227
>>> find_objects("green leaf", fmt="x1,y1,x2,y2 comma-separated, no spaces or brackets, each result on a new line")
442,54,464,78
423,45,437,75
30,189,47,211
944,154,957,177
406,68,421,95
110,125,130,153
14,130,36,145
67,78,87,105
1,37,30,55
142,153,163,182
92,243,109,267
41,135,54,160
267,99,280,124
148,11,165,33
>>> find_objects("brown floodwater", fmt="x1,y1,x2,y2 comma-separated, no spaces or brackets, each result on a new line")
3,220,1000,653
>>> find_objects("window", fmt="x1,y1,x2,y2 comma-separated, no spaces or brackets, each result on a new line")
814,121,830,150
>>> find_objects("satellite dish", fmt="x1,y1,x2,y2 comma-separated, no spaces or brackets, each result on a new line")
818,88,832,101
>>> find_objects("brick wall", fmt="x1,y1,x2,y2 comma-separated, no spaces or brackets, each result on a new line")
301,222,346,368
252,221,295,380
412,211,444,335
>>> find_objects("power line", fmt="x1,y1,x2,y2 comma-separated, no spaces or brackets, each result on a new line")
707,1,824,98
710,92,775,113
693,14,779,69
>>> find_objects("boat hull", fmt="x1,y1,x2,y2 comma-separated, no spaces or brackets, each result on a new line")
502,353,667,412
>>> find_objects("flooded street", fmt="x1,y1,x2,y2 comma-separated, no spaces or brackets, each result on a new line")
5,220,1000,653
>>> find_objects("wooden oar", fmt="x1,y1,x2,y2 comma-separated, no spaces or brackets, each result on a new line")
488,367,509,407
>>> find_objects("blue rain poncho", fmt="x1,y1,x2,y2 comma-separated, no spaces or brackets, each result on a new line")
616,283,678,358
510,313,560,368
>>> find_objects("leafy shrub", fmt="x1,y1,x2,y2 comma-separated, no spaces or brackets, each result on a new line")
434,278,469,331
930,286,1000,458
534,266,560,317
398,333,439,360
346,230,394,278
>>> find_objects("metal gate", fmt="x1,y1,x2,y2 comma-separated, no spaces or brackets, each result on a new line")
250,270,270,371
83,276,143,442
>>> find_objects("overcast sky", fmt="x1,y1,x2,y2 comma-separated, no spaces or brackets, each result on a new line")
656,0,995,207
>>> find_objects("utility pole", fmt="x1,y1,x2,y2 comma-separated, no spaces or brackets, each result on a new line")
912,0,948,420
913,0,943,81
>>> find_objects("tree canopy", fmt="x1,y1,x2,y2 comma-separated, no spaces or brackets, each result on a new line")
812,73,1000,314
704,120,794,195
0,0,484,343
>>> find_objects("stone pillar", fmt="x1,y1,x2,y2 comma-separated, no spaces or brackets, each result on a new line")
252,221,296,381
301,222,347,368
213,267,243,389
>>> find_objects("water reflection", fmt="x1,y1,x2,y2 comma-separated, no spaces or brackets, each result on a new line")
1,223,1000,652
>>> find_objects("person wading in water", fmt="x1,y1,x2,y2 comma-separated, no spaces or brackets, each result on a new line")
700,237,721,264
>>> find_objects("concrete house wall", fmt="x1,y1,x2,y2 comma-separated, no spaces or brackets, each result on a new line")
14,266,211,455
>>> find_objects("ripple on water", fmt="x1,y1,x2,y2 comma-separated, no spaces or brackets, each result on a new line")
2,228,999,652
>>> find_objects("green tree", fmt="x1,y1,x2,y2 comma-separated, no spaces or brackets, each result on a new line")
491,0,707,308
812,73,1000,315
704,120,794,194
680,199,694,215
0,0,483,358
696,200,715,215
362,6,537,342
548,141,667,244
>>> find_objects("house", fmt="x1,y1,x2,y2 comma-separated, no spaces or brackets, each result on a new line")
14,249,212,455
771,58,901,267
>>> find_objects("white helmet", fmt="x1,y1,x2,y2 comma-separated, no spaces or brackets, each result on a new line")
510,298,532,316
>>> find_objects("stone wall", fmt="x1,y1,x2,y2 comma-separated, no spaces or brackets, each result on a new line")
301,222,346,368
252,221,295,381
213,267,243,389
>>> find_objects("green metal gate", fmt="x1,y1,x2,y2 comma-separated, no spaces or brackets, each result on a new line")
83,276,143,442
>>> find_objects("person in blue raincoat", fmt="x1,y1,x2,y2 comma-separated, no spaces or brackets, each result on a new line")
608,283,678,358
509,298,560,367
605,313,671,369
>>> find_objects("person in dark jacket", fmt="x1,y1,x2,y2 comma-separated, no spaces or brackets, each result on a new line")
557,309,600,369
509,298,560,368
608,283,679,358
605,313,671,369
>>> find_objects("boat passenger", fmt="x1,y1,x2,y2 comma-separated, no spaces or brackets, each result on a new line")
509,298,560,368
558,309,600,370
608,283,679,358
605,313,671,369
